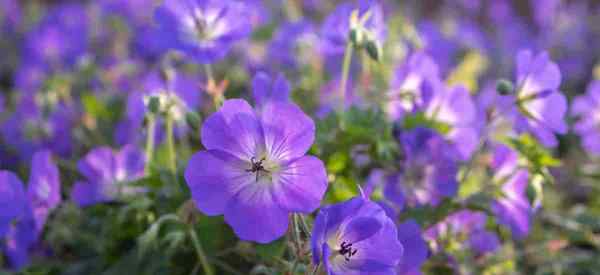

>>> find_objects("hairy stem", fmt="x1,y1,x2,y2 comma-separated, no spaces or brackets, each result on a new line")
165,113,176,173
144,114,156,174
189,227,215,275
339,42,354,111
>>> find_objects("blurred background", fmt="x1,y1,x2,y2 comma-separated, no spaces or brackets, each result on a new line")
1,0,600,274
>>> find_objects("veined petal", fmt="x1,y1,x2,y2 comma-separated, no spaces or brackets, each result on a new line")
201,99,263,160
273,156,327,213
224,183,289,243
184,150,247,216
339,217,382,244
260,101,315,161
77,147,116,184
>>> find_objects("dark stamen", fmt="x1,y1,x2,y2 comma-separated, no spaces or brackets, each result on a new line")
339,241,358,262
246,157,269,182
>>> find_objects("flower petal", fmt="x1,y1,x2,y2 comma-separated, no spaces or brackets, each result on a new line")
114,144,145,182
184,150,246,216
273,156,327,213
201,99,263,160
224,184,289,243
260,101,315,161
77,147,116,184
339,217,382,244
70,181,109,207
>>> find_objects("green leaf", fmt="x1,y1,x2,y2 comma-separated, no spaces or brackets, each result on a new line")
82,93,112,120
327,152,348,173
255,237,287,261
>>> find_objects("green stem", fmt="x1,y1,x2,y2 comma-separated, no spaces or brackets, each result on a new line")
298,214,311,238
339,42,354,111
165,113,176,173
189,227,214,275
309,263,320,275
144,114,156,174
291,214,303,256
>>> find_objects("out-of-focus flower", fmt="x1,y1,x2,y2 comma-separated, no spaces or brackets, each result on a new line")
153,0,253,64
385,127,460,208
27,150,61,236
116,70,200,145
311,196,403,274
1,150,61,270
387,52,478,159
511,50,567,147
425,210,500,255
572,80,600,155
320,0,386,62
1,94,77,160
490,144,534,239
387,52,439,120
425,83,478,159
251,72,290,109
0,171,27,239
23,3,88,68
70,145,145,207
396,219,428,275
267,21,318,72
185,99,327,243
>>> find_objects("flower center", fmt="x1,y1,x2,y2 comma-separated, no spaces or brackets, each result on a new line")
339,241,358,262
246,157,270,182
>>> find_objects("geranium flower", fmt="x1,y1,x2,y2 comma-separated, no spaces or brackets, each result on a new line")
71,145,145,207
571,80,600,155
311,196,403,274
1,150,61,270
511,50,567,147
153,0,252,63
385,127,460,208
185,99,327,243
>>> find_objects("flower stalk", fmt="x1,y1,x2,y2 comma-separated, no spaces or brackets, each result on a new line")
189,226,214,275
144,114,156,174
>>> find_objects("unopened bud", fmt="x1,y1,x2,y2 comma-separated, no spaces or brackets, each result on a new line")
365,40,382,62
496,79,514,95
147,96,161,114
185,111,201,130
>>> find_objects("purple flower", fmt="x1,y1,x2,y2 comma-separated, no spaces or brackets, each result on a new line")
385,127,460,208
425,210,499,255
251,72,290,109
387,52,478,159
23,3,88,68
531,0,560,29
185,99,327,243
511,50,567,147
425,83,478,160
153,0,253,64
320,0,386,55
1,94,76,160
572,80,600,155
267,21,317,71
27,150,61,236
396,219,428,275
386,52,439,120
311,197,403,274
490,144,534,240
116,70,201,145
1,150,61,270
0,171,27,239
71,145,146,207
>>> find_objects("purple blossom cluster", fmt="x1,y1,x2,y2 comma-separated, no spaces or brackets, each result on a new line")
0,0,598,274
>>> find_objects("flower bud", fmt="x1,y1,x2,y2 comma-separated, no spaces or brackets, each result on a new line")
365,39,381,62
496,79,514,95
146,96,161,114
185,111,201,130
